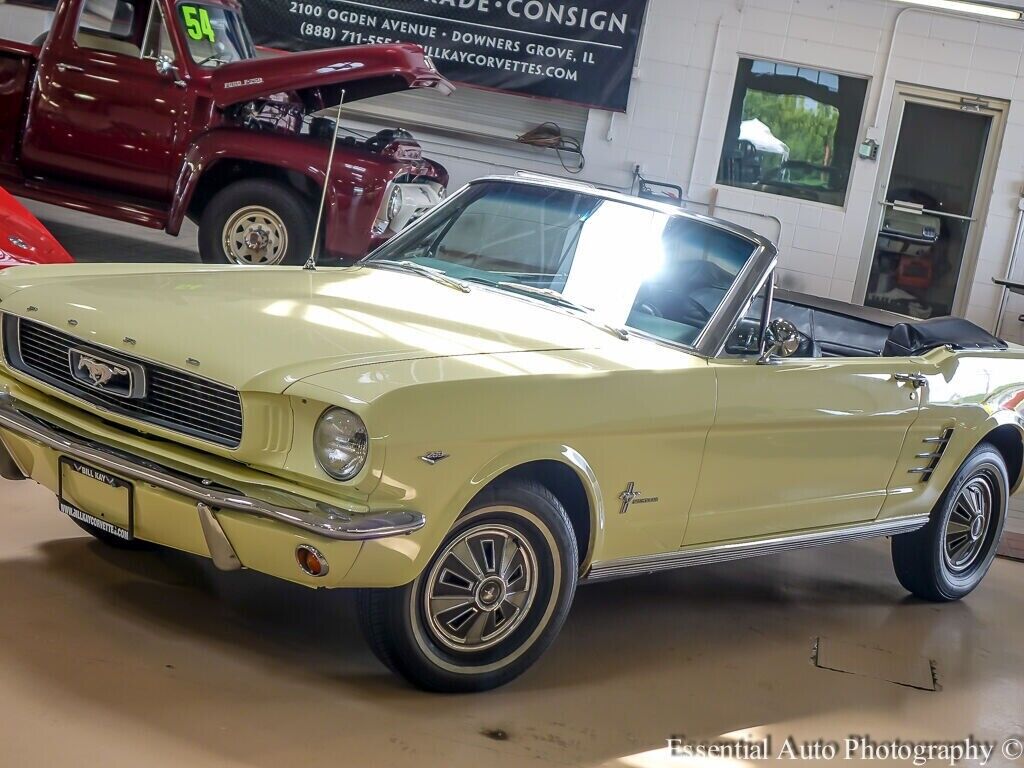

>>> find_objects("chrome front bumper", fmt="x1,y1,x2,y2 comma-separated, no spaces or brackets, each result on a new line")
0,393,425,545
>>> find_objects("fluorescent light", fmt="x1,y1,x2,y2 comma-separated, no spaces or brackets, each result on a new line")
896,0,1023,20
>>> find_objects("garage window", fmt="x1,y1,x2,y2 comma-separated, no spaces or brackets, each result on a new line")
718,59,868,207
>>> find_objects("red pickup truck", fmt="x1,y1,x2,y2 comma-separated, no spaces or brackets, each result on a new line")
0,0,452,265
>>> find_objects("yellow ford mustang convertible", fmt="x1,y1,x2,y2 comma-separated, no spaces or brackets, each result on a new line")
1,175,1022,691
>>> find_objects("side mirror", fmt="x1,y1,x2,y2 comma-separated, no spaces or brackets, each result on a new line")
758,318,800,364
155,56,186,87
155,55,176,77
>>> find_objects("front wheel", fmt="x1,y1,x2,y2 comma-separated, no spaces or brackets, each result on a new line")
357,480,578,692
892,444,1008,602
198,179,315,266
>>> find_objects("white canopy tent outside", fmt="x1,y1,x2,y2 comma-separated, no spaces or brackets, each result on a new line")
739,118,790,160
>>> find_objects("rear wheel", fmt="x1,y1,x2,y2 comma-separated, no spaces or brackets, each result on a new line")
198,179,315,266
892,444,1008,602
357,480,578,692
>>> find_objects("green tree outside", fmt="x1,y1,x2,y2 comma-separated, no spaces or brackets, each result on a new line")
742,89,839,169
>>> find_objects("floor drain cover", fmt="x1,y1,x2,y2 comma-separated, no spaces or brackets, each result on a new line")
813,637,937,691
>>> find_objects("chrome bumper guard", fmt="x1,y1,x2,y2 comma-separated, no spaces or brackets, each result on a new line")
0,393,425,545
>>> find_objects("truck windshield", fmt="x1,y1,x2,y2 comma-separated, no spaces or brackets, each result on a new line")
176,2,255,66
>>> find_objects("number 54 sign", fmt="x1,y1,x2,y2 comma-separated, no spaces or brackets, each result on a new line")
180,4,216,43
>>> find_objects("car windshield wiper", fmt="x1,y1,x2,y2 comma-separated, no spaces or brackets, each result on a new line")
494,282,591,312
492,282,629,341
366,260,472,294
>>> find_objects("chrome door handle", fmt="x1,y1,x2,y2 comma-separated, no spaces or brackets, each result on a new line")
55,63,85,73
894,373,928,389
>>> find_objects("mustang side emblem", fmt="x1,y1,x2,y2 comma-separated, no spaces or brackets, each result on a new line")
420,451,450,465
619,482,659,514
68,349,146,400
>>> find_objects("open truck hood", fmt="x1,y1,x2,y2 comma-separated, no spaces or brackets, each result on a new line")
209,43,453,110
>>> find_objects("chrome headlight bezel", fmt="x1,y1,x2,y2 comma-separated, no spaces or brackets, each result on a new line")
387,186,404,222
313,407,369,481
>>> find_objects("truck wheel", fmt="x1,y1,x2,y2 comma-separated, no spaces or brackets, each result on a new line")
357,480,578,692
199,180,315,266
891,444,1008,602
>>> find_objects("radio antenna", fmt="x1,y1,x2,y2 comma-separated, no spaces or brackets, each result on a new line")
305,92,345,271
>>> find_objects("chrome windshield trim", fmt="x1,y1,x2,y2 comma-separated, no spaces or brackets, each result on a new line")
696,245,779,358
0,393,424,541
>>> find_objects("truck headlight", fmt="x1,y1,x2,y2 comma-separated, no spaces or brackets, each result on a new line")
313,408,368,481
387,186,404,222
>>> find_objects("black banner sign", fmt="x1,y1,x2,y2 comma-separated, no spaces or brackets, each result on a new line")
241,0,650,111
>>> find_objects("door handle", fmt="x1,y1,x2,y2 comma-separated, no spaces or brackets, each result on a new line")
55,63,85,73
893,373,928,389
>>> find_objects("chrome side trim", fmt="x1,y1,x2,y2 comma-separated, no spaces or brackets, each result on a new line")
909,428,954,481
583,515,930,582
0,393,425,542
197,502,242,571
699,247,779,358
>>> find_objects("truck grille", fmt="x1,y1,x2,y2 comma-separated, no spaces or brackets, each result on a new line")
3,316,243,448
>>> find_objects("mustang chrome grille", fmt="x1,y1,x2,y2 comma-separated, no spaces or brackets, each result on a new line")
3,316,243,448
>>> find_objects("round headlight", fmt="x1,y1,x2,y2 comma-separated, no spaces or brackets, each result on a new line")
313,408,368,481
387,186,404,222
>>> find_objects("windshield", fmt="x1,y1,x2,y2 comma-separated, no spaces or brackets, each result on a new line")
176,2,255,67
366,182,759,347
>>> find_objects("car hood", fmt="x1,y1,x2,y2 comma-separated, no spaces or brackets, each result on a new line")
0,264,617,393
210,43,453,111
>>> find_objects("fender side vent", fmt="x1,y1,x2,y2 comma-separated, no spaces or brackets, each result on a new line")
909,428,954,482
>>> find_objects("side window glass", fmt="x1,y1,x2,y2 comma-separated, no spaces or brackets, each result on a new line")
75,0,142,56
141,3,174,60
625,218,757,347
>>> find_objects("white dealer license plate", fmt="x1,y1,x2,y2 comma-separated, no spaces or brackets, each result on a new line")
58,458,134,541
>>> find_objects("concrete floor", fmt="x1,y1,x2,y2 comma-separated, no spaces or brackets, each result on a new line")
1,478,1022,767
2,200,1023,766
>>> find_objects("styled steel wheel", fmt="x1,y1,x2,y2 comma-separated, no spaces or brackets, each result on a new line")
357,480,578,692
423,523,539,652
222,205,289,265
198,179,314,266
893,443,1008,602
943,473,995,574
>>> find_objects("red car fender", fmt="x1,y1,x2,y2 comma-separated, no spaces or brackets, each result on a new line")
0,187,74,268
